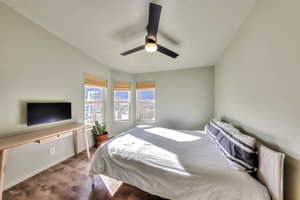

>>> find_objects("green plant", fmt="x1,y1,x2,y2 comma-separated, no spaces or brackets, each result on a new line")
92,121,107,136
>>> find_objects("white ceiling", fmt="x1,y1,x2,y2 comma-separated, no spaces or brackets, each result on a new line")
1,0,256,73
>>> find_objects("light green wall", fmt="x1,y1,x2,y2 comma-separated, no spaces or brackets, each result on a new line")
135,67,214,130
214,1,300,199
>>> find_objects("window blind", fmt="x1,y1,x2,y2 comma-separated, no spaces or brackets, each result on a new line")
136,81,155,90
114,81,131,90
84,73,107,87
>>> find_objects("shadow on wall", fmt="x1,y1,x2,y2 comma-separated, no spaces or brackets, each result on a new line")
220,116,300,200
19,100,27,124
158,119,210,131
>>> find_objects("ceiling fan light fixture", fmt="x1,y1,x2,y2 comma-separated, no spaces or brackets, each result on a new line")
120,3,179,58
145,42,157,53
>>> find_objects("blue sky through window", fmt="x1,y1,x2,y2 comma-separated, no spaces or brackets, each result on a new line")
138,89,155,100
85,86,103,101
115,91,129,100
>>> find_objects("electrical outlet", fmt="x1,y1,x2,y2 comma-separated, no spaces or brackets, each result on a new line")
49,147,56,155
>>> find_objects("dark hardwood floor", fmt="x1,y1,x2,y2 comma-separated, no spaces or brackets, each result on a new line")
4,148,167,200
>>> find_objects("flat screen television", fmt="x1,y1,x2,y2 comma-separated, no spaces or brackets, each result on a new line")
27,102,72,126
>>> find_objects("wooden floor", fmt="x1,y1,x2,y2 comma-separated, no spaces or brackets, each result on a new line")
4,148,167,200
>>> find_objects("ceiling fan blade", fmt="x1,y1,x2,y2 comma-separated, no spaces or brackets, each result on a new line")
120,45,145,56
157,44,179,58
158,29,180,45
112,20,147,43
147,3,162,36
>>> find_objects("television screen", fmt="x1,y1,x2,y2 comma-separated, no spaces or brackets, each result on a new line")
27,102,71,126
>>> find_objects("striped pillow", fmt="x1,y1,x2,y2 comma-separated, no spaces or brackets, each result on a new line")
205,120,221,141
208,120,258,173
215,121,256,148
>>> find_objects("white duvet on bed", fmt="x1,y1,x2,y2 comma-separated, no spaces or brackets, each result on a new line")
89,127,270,200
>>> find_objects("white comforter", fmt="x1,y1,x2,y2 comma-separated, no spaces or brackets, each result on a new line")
89,127,270,200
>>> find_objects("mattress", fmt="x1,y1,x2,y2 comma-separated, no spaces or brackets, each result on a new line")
89,127,270,200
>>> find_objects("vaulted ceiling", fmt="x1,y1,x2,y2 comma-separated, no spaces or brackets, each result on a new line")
1,0,256,73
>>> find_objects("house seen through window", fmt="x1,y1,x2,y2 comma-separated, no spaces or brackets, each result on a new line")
114,90,130,121
84,85,105,125
136,89,155,121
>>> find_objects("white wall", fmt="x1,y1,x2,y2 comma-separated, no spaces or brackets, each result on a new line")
0,2,133,189
135,67,214,130
214,1,300,199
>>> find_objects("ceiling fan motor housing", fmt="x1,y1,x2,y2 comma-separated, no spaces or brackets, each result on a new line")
146,35,157,44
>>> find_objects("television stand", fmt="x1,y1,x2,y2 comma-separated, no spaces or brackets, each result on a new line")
0,122,90,200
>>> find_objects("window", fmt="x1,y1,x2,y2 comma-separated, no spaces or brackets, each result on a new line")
113,81,131,121
84,73,107,126
84,86,105,125
136,89,155,121
114,90,130,121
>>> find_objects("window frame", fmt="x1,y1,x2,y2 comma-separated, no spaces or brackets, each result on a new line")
136,88,156,122
113,89,131,122
84,85,106,127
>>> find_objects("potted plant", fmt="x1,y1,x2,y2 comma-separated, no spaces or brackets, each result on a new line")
92,121,108,148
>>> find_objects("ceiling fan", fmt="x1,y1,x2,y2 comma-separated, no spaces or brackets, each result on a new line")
120,3,179,59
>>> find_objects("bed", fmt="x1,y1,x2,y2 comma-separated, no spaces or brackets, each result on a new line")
89,126,285,200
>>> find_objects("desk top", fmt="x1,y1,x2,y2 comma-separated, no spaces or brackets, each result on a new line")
0,123,85,150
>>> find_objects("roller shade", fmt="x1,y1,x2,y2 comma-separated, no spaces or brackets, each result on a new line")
84,73,107,87
114,81,131,91
136,81,155,90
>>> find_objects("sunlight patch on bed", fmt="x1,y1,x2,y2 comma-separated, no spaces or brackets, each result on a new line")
136,125,153,128
101,175,122,196
108,134,192,176
145,127,202,142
